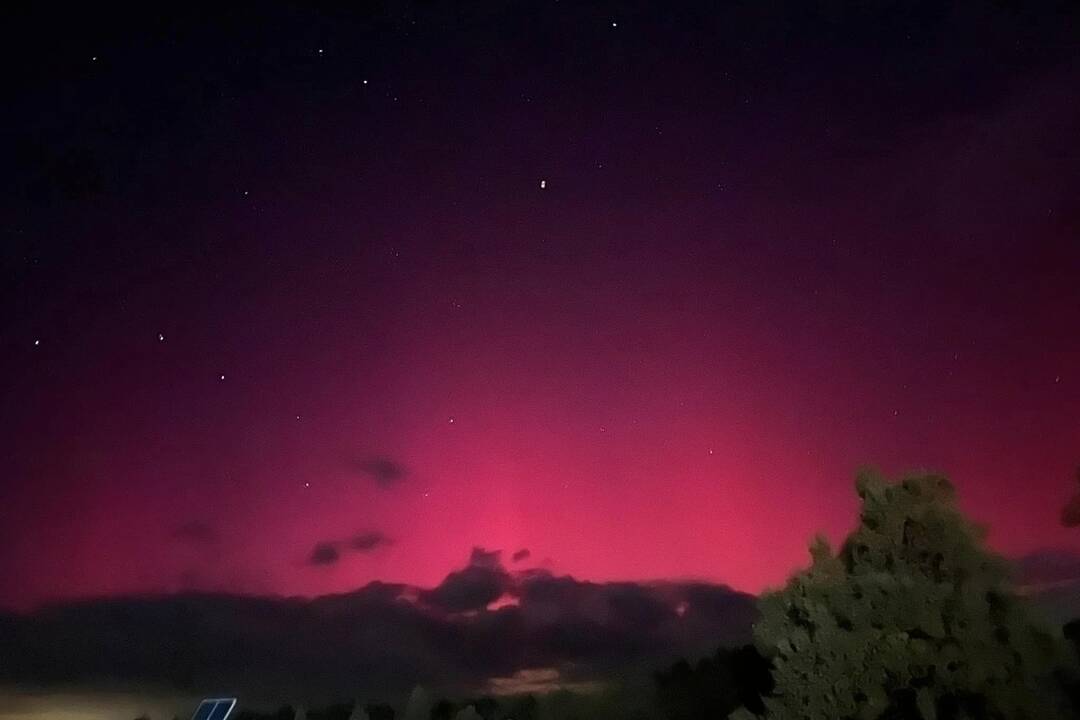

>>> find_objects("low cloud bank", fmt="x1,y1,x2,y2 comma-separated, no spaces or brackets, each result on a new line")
0,548,756,702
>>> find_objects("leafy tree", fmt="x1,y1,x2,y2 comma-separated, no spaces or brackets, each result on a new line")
736,471,1070,720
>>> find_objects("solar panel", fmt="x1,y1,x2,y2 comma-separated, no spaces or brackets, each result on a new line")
191,698,237,720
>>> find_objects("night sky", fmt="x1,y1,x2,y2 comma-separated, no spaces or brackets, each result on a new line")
3,2,1080,612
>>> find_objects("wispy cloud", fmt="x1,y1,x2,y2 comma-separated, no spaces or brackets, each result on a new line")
309,542,342,566
353,456,408,487
309,531,393,567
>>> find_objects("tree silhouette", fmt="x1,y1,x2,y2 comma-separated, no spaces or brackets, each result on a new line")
364,704,394,720
403,687,432,720
234,706,296,720
655,644,773,719
430,700,455,720
500,693,538,720
468,697,498,720
308,703,354,720
736,471,1071,720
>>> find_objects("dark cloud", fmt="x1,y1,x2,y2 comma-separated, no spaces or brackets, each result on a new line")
605,582,674,630
355,456,407,487
170,520,219,544
310,542,341,566
0,548,764,702
420,547,511,613
310,531,392,566
511,548,530,563
350,531,392,552
1013,548,1080,586
468,547,502,569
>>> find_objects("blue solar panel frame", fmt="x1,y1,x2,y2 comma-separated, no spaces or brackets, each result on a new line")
192,698,237,720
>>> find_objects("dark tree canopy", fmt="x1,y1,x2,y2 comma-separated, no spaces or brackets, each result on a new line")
655,644,773,720
738,471,1071,720
364,703,395,720
233,706,296,720
307,703,353,720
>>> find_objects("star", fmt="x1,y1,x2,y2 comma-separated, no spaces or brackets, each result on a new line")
539,179,546,189
611,21,618,27
448,416,456,424
304,481,311,488
363,79,369,85
219,374,226,381
1055,375,1062,383
157,333,165,342
317,48,324,55
33,339,40,347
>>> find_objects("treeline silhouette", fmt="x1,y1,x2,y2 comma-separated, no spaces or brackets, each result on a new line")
224,694,535,720
155,628,1080,720
654,645,772,720
206,620,1080,720
146,620,1080,720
